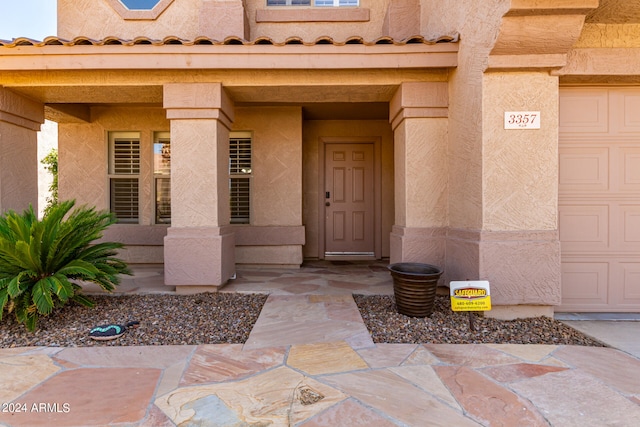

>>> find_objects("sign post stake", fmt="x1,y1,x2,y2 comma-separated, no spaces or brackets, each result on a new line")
468,312,476,332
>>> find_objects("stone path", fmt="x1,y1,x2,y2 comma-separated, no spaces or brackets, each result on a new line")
2,262,640,426
1,342,639,426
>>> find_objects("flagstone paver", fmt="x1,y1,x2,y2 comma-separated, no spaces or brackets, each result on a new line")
0,367,161,427
389,365,462,411
356,343,419,368
425,344,521,367
323,369,481,427
243,294,374,349
54,345,194,369
553,346,640,396
510,369,640,427
156,365,348,426
401,345,440,365
298,398,400,427
180,344,286,384
435,365,549,426
0,355,60,403
486,343,559,362
479,362,569,383
287,341,369,375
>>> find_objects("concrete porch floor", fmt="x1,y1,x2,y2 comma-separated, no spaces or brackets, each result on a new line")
2,261,639,426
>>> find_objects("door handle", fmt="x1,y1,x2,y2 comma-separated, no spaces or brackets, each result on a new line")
325,202,331,207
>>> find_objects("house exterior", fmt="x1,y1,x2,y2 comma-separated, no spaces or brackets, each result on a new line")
1,0,639,317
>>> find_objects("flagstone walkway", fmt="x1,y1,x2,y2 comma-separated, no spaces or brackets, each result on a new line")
1,341,639,426
2,262,640,426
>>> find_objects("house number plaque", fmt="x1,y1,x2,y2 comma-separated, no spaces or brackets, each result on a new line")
504,111,541,129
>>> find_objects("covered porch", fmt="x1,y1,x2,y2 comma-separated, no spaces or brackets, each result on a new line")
0,36,455,293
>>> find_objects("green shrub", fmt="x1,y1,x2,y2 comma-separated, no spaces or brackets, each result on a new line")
0,200,131,331
41,148,58,216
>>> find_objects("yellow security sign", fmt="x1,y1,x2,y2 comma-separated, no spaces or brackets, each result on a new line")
450,281,491,311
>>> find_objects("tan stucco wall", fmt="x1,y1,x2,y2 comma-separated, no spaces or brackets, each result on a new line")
232,106,302,227
0,87,44,214
58,0,202,40
420,0,562,312
302,120,393,259
483,72,559,232
232,106,304,266
246,0,391,42
57,0,419,43
575,23,640,48
422,0,510,230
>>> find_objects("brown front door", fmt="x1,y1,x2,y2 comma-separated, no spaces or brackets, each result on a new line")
324,143,375,257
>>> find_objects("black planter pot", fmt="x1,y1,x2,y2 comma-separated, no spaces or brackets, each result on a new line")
388,262,443,317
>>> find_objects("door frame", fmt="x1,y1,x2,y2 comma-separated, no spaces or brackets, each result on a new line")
317,136,382,260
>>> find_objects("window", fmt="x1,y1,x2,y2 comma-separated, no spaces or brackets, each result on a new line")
267,0,358,6
153,132,171,224
108,132,140,223
120,0,162,10
229,132,252,224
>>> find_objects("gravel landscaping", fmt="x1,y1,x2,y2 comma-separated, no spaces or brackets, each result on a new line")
1,292,606,348
1,293,268,348
354,294,606,347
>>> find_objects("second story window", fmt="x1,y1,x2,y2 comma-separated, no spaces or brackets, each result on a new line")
267,0,358,6
120,0,162,9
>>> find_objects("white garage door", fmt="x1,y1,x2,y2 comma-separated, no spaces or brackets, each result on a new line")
558,87,640,312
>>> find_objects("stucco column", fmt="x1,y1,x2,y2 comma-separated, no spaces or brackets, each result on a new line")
389,82,448,267
0,87,44,213
481,72,561,318
163,83,235,292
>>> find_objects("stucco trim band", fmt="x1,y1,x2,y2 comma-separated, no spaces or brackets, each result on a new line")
0,44,458,72
554,48,640,76
0,87,44,131
233,225,305,246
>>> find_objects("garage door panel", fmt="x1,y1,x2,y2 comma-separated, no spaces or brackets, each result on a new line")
559,204,609,251
561,261,609,305
618,147,640,191
620,204,640,249
611,90,640,133
559,147,609,191
559,90,608,133
620,263,640,301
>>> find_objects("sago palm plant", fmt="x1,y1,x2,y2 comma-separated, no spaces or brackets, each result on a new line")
0,200,130,331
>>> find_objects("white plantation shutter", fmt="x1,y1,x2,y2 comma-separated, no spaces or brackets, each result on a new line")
229,133,252,224
109,132,140,223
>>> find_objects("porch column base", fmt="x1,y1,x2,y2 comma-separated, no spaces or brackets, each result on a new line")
390,225,446,267
446,228,561,316
164,226,235,291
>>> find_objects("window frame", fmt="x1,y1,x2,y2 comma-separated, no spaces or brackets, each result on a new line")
153,131,171,225
108,131,141,224
229,131,253,225
266,0,359,6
